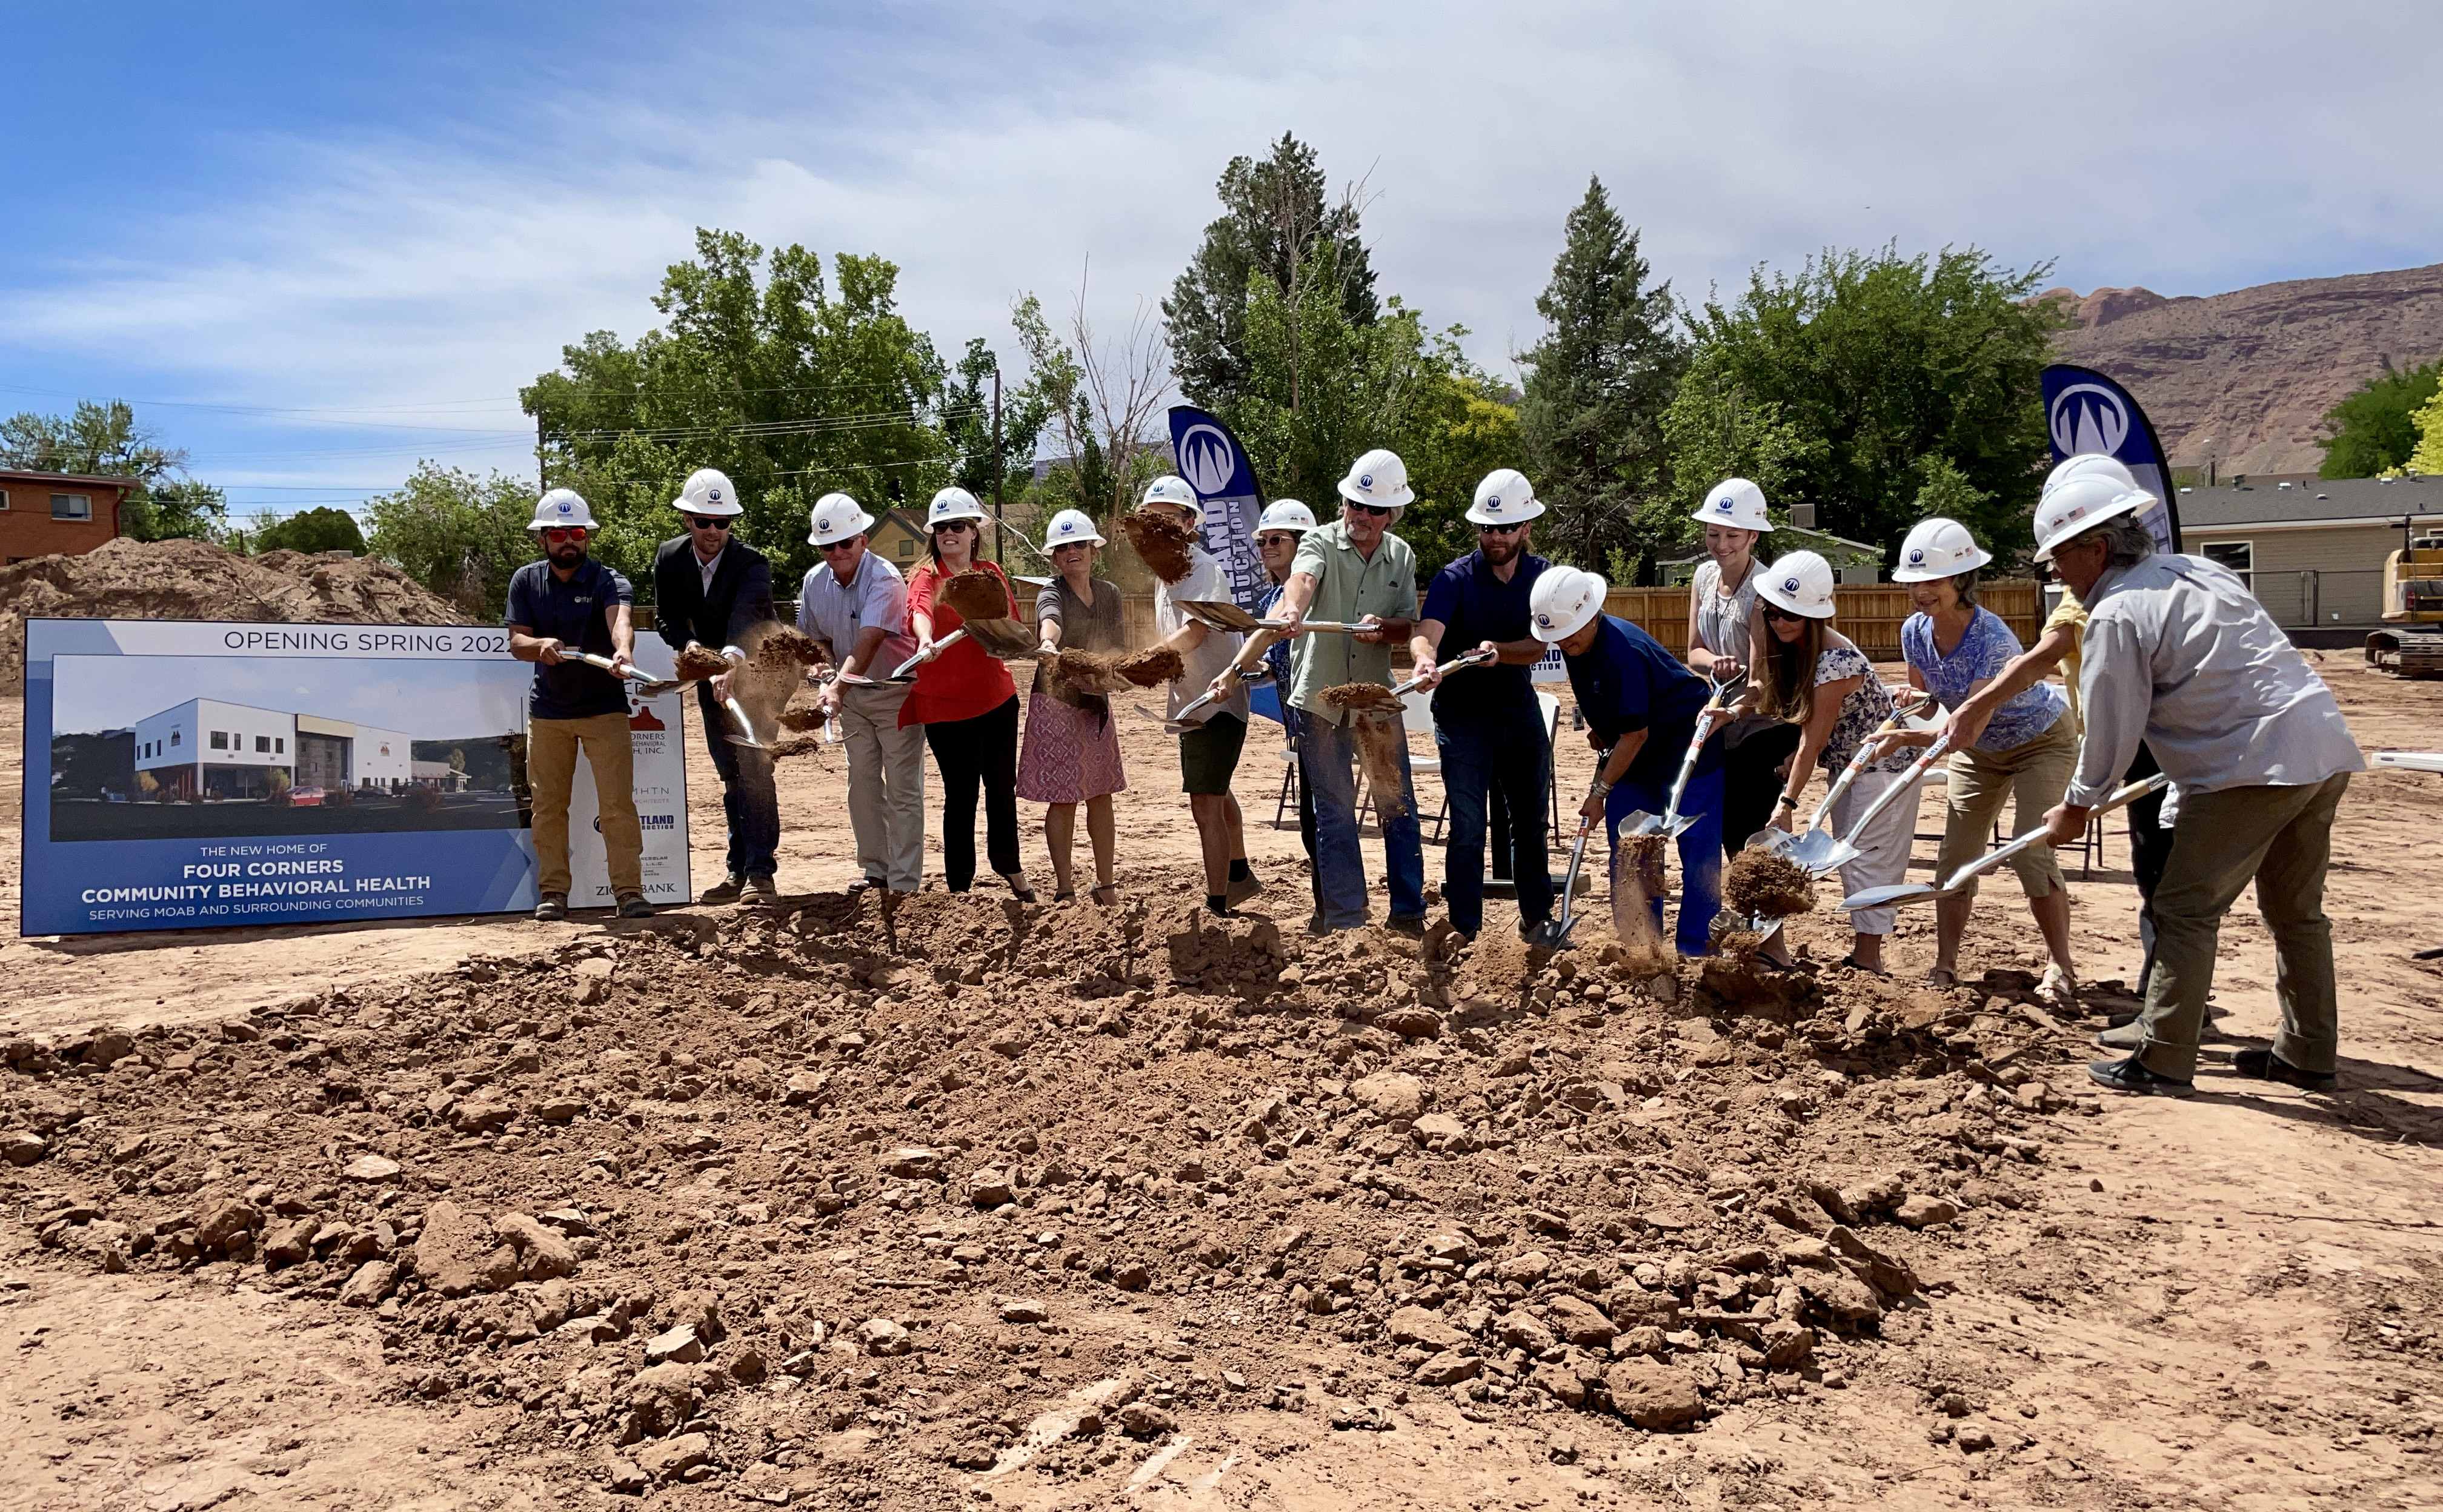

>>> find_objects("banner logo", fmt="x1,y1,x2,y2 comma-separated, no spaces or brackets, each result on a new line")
2049,383,2131,459
1177,425,1238,497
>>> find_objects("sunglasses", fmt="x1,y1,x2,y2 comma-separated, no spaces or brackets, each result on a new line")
932,520,976,534
1348,503,1394,519
1477,520,1526,537
1257,532,1298,548
686,515,731,531
541,526,588,543
1761,603,1806,623
816,538,861,554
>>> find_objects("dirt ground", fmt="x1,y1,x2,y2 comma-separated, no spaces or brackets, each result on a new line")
4,652,2441,1512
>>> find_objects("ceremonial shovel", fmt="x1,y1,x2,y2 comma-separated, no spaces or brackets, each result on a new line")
1174,600,1364,635
1743,708,1925,877
1526,738,1621,950
1837,773,2169,913
1618,672,1744,840
576,651,760,748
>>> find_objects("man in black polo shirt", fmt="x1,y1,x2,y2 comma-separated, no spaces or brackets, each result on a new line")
652,467,781,903
506,489,651,921
1406,469,1552,939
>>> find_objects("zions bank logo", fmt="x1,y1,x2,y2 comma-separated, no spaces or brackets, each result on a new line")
2050,383,2131,459
1177,425,1239,498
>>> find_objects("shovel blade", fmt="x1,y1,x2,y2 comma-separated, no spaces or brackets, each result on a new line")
1177,599,1263,632
1786,830,1849,874
1839,882,1940,911
1661,814,1700,840
1743,827,1800,859
1804,838,1861,877
1618,810,1665,837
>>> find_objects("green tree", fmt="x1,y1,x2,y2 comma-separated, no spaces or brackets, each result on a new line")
0,399,226,542
2317,358,2441,479
523,229,957,591
1163,134,1377,414
1517,176,1687,580
364,462,539,617
2407,383,2443,476
1674,244,2064,561
253,505,368,555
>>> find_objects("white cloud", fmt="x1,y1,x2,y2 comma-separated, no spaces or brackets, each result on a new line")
4,0,2437,491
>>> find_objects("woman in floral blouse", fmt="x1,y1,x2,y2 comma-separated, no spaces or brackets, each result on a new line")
1751,551,1921,972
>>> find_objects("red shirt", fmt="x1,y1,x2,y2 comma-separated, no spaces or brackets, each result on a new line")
899,559,1018,727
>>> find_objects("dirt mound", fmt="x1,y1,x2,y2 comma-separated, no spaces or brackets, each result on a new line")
1115,646,1183,688
1116,511,1196,585
1723,848,1817,920
0,537,470,692
939,571,1014,623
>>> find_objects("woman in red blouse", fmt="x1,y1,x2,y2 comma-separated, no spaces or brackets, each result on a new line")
902,487,1034,900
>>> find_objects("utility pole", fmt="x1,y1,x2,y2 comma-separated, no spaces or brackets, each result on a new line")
991,368,1005,568
534,418,548,491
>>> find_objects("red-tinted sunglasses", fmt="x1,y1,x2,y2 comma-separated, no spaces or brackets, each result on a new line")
542,526,589,543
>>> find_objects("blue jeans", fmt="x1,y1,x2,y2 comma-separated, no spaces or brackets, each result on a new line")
1605,763,1724,956
1437,720,1552,935
1304,714,1424,927
697,683,780,880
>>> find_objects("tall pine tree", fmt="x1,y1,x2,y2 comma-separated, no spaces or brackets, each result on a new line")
1163,134,1378,414
1517,176,1686,577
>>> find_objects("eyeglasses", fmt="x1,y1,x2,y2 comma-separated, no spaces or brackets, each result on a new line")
932,521,976,534
686,515,731,531
1348,502,1394,519
1761,603,1805,623
1256,532,1298,549
541,526,588,543
816,538,861,555
1477,521,1526,537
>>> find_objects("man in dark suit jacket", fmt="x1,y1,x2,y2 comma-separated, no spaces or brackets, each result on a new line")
654,468,782,903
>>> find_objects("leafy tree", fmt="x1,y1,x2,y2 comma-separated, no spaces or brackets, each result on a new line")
1674,244,2064,561
2407,383,2443,476
1163,134,1377,414
2317,358,2441,478
0,399,226,542
942,336,1052,516
364,462,539,617
1517,177,1687,580
1909,454,1992,523
253,505,368,555
523,229,956,591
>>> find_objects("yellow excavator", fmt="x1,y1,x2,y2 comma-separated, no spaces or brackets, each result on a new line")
2367,525,2443,678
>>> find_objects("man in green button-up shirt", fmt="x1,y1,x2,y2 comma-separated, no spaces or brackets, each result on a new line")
1272,448,1425,932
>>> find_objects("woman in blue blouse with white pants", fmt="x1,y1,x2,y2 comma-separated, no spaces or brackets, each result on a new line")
1880,518,2080,1002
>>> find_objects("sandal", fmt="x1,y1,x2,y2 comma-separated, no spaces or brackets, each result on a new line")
1091,885,1120,907
1840,956,1889,976
1052,890,1076,904
1926,967,1959,989
2036,963,2078,1009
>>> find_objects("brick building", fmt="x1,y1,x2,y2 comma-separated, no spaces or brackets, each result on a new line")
0,469,139,563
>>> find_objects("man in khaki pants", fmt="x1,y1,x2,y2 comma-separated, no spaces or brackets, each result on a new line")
507,489,653,921
2036,476,2363,1096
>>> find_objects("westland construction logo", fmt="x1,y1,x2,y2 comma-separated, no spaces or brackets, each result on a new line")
2050,383,2131,460
1177,424,1238,498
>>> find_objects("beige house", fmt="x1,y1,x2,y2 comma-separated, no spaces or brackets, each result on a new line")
2179,476,2443,633
863,508,929,571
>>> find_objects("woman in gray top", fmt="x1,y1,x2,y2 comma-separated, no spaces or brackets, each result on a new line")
1015,509,1128,903
1684,477,1802,857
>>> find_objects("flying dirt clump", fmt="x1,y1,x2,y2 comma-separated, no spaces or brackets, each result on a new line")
1321,685,1410,817
1724,847,1818,920
1117,510,1197,584
676,645,734,680
1115,648,1183,687
750,624,827,669
939,571,1016,623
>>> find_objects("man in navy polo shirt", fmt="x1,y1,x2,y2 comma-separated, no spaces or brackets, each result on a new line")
1408,469,1554,939
505,489,652,922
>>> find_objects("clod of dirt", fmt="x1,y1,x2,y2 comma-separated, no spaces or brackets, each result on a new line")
0,537,469,693
1051,649,1131,698
940,571,1015,623
1612,834,1667,948
1117,510,1197,584
1321,682,1404,715
676,645,734,679
1724,847,1818,919
777,683,829,732
751,623,827,669
1348,712,1410,818
1115,647,1185,687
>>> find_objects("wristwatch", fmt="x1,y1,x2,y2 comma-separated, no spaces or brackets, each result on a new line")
1776,794,1799,811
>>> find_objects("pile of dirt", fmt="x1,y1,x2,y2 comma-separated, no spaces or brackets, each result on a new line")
1723,849,1818,921
1116,511,1196,585
0,878,2113,1507
939,572,1016,623
1115,646,1183,688
0,537,471,692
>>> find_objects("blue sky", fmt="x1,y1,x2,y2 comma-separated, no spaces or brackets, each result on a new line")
3,2,2435,526
51,654,531,740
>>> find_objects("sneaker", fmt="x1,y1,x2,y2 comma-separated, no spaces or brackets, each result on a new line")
846,877,878,895
616,894,656,919
1224,873,1266,909
2230,1047,2337,1092
745,874,780,904
533,893,568,922
700,874,746,905
2087,1054,2193,1098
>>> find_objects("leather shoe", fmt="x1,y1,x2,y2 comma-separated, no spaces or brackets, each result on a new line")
700,874,746,904
2231,1047,2336,1092
2087,1054,2193,1097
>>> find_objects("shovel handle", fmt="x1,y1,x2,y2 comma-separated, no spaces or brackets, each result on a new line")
1933,772,2170,893
1386,647,1494,700
1835,726,1953,840
1657,682,1741,826
885,627,967,681
1809,709,1908,832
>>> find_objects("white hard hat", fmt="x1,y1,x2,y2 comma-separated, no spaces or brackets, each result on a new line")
806,492,875,546
1140,475,1202,518
1755,551,1836,619
1337,448,1414,509
926,486,988,528
1891,517,1993,582
529,488,597,531
2042,452,2136,498
1468,468,1544,526
1255,499,1318,534
1690,477,1771,533
674,467,744,519
1528,564,1609,643
1042,508,1106,548
2032,475,2154,563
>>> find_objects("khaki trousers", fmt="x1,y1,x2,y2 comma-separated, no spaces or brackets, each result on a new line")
839,682,927,892
1935,715,2078,900
2137,774,2348,1080
528,712,643,901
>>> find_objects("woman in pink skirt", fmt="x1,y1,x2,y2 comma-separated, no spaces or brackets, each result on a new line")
1017,509,1129,903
